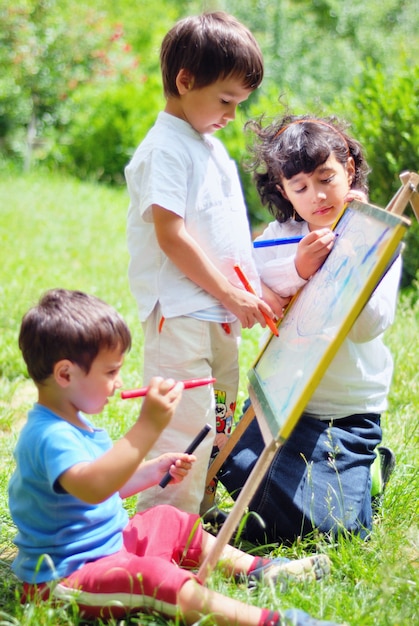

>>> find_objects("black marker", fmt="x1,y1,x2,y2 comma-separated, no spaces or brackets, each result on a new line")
159,423,213,488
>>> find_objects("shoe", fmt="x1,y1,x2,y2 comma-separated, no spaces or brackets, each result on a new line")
371,446,396,511
283,608,348,626
201,507,228,536
248,554,331,590
378,446,396,489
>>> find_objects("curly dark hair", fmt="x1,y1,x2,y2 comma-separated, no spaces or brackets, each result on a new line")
246,114,370,223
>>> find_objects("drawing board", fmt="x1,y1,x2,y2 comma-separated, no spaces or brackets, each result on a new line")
248,200,409,443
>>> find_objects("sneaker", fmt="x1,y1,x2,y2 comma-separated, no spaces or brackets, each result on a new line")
283,608,348,626
371,446,396,511
192,608,346,626
378,446,396,489
201,507,228,536
248,554,331,589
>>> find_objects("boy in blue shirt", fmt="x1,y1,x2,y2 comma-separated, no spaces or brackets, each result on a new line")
8,288,341,625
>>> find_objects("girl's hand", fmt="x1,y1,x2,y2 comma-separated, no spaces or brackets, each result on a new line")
261,281,291,318
295,228,336,280
156,452,196,484
345,188,368,204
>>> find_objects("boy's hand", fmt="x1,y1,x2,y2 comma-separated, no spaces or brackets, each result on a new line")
221,286,276,330
156,452,196,484
140,377,183,433
62,378,185,503
295,228,336,280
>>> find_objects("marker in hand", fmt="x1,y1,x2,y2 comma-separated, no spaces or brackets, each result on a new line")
233,264,279,337
159,423,213,488
121,377,216,399
253,236,304,248
253,233,339,248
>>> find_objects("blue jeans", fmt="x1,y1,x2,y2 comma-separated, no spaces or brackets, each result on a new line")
219,404,382,544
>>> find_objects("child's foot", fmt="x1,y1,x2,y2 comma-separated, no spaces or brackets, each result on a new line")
201,506,228,537
371,446,396,512
283,608,348,626
249,554,331,588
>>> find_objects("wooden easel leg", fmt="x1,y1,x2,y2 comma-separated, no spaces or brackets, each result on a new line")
385,171,419,216
198,438,280,583
399,172,419,222
205,403,256,488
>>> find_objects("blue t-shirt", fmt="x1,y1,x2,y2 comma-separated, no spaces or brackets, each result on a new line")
8,404,128,583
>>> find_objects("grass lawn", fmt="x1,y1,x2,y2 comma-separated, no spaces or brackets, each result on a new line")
0,171,418,625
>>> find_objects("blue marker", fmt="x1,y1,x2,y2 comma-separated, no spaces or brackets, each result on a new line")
253,233,338,248
253,236,303,248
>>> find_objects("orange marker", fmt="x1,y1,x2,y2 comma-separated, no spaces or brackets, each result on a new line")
121,377,216,399
234,264,279,337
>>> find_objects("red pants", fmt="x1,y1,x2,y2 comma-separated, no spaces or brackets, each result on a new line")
22,505,203,620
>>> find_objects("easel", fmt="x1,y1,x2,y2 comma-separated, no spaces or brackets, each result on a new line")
386,171,419,218
198,171,419,582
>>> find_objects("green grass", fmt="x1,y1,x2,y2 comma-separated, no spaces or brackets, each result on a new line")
0,171,418,625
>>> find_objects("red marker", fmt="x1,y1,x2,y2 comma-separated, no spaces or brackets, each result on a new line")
233,264,279,337
121,377,216,399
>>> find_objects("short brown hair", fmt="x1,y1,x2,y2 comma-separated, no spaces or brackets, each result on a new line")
19,289,132,383
160,11,263,98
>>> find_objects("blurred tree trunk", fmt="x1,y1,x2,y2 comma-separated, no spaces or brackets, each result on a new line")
24,107,37,173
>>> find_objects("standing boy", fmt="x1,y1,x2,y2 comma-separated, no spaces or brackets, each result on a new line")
126,11,286,515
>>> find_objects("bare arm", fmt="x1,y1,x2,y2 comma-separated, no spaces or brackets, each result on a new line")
118,452,195,499
152,205,274,329
260,281,291,318
59,378,188,504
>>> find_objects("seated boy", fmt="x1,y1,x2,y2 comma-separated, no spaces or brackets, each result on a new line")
8,288,342,626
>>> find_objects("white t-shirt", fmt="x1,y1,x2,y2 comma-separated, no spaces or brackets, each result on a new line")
126,112,259,321
254,219,402,418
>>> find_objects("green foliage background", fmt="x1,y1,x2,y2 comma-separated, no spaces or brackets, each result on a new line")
1,0,419,282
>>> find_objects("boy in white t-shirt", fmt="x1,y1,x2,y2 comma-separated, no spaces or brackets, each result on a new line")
125,11,287,515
